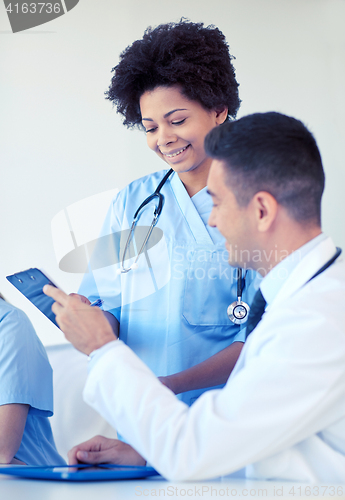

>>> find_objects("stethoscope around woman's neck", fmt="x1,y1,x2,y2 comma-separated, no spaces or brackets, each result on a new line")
116,168,251,323
227,268,250,324
117,168,175,275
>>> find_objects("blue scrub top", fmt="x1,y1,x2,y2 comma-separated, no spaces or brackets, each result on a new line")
0,299,65,465
79,170,259,405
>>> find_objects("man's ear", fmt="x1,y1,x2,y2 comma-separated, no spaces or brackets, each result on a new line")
251,191,278,232
215,107,228,125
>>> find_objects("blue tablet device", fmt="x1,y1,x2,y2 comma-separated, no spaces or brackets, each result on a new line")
0,464,160,482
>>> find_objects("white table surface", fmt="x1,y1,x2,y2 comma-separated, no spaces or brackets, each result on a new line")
1,472,345,500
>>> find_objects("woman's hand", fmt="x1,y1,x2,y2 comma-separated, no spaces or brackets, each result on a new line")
158,376,177,394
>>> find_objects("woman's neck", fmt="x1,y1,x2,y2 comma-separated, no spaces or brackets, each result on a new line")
177,162,210,197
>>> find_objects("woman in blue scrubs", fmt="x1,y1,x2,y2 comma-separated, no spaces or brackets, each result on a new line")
0,295,64,465
78,20,258,406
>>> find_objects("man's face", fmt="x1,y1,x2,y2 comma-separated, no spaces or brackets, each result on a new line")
207,160,254,269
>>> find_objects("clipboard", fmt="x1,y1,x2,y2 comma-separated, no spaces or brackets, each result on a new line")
0,464,159,481
6,268,59,328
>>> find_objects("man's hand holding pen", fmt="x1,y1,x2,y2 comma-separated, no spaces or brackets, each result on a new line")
43,285,116,355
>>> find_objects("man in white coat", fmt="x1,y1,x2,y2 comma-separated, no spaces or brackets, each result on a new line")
44,112,345,482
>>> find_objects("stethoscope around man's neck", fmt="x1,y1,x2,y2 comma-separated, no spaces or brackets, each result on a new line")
228,246,343,325
115,170,342,326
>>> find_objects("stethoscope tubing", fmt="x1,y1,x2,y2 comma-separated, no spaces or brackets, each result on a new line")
119,169,174,274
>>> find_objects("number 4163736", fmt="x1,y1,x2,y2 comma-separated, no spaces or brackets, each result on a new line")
5,3,62,14
288,485,344,496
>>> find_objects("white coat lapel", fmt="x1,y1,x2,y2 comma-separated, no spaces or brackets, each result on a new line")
271,237,338,307
170,172,213,245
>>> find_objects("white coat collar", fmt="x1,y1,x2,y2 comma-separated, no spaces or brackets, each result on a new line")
270,236,338,308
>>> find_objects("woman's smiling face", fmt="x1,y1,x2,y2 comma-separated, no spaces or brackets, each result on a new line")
140,86,227,176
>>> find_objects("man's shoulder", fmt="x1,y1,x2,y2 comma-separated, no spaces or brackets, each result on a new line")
265,259,345,337
295,256,345,298
249,257,345,343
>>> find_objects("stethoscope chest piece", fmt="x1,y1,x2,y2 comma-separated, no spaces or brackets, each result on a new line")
227,267,250,324
227,300,250,325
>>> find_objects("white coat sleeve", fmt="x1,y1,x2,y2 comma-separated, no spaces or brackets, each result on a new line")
83,289,345,481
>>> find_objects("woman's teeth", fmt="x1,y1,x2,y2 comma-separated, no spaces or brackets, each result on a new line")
164,145,189,157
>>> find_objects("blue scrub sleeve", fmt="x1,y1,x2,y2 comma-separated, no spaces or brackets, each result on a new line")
0,301,54,416
233,327,246,343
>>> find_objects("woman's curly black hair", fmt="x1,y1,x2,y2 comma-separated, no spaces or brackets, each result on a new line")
105,19,240,128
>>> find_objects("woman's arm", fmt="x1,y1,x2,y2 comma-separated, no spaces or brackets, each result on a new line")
158,341,243,394
0,404,29,464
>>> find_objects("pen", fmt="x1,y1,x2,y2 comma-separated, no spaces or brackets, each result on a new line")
89,299,104,308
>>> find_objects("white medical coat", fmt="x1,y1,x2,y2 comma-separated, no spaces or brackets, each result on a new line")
83,236,345,482
79,170,258,405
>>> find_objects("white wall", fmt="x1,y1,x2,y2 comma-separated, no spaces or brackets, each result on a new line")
1,0,344,345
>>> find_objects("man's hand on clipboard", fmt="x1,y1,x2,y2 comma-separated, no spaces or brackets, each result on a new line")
43,285,116,356
68,436,146,467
